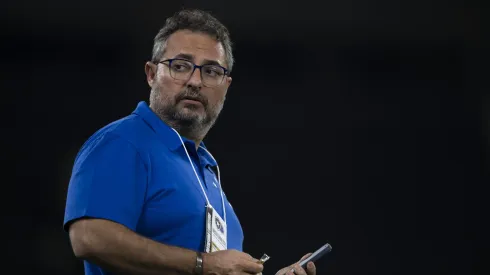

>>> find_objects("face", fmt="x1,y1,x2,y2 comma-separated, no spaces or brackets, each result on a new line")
145,30,232,138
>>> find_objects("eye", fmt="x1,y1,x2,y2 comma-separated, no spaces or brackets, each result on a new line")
171,61,192,72
204,66,224,77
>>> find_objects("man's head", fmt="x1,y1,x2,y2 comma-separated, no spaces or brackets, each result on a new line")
145,9,233,143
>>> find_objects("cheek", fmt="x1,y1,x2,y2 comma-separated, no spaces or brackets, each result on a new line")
160,74,174,86
156,73,181,95
209,88,227,105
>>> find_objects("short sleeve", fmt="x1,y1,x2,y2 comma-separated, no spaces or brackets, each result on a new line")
63,133,147,232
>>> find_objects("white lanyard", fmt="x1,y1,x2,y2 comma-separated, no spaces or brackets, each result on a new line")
171,128,226,222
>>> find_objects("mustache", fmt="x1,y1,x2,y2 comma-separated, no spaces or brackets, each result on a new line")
176,89,208,107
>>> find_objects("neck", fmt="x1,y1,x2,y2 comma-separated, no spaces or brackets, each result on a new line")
178,127,204,150
164,119,209,150
148,105,212,149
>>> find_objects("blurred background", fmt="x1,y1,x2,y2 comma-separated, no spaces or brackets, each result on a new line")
4,0,486,274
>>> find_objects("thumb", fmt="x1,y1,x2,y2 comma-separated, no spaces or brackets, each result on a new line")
299,253,312,262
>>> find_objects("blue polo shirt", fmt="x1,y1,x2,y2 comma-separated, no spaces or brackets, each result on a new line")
64,101,244,275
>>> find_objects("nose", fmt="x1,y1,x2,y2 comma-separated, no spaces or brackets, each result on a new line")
186,67,202,88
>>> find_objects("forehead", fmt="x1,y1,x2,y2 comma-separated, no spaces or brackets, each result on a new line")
164,30,226,66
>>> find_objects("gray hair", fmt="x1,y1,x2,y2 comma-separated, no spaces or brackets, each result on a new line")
151,9,234,73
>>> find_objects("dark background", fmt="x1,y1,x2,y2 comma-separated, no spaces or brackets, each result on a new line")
4,0,487,274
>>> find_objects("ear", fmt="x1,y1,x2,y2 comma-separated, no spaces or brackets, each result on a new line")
224,76,232,89
145,61,156,87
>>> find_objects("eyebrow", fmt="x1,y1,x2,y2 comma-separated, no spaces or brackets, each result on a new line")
173,53,224,67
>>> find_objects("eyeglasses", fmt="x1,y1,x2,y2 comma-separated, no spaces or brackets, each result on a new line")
156,58,229,87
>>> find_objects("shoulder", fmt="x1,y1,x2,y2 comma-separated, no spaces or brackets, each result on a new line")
74,114,153,164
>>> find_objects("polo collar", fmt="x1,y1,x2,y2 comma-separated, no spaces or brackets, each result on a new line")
132,101,217,166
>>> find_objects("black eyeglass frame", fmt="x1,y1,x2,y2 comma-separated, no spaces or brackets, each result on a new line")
154,58,230,86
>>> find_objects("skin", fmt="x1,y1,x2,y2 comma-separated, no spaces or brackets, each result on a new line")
144,29,317,275
68,29,316,275
145,29,232,148
275,253,317,275
69,30,263,275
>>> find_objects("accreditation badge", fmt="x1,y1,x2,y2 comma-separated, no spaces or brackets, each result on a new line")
204,205,227,252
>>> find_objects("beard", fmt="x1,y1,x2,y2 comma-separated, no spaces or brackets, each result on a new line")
149,86,224,141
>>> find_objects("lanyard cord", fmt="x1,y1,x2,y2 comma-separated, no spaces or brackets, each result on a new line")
198,146,226,222
171,128,226,222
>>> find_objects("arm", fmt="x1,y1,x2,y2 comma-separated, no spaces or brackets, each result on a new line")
64,134,182,273
69,218,264,275
69,218,197,275
64,134,263,275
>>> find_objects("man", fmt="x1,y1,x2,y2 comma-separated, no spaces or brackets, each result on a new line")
64,9,317,275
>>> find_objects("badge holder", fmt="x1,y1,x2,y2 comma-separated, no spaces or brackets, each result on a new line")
205,205,227,252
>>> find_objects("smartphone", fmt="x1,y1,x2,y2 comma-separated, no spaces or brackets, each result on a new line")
299,243,332,268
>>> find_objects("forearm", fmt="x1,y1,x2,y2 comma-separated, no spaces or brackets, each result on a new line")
70,219,196,275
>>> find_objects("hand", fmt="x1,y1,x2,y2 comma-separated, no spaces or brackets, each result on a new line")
275,253,316,275
202,249,264,275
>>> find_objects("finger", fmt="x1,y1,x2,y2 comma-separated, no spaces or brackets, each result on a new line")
299,253,312,262
237,251,259,263
305,261,316,275
274,266,290,275
243,252,260,262
290,263,307,275
241,261,264,274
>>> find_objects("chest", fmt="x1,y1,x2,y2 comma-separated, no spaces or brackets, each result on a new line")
136,148,241,243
